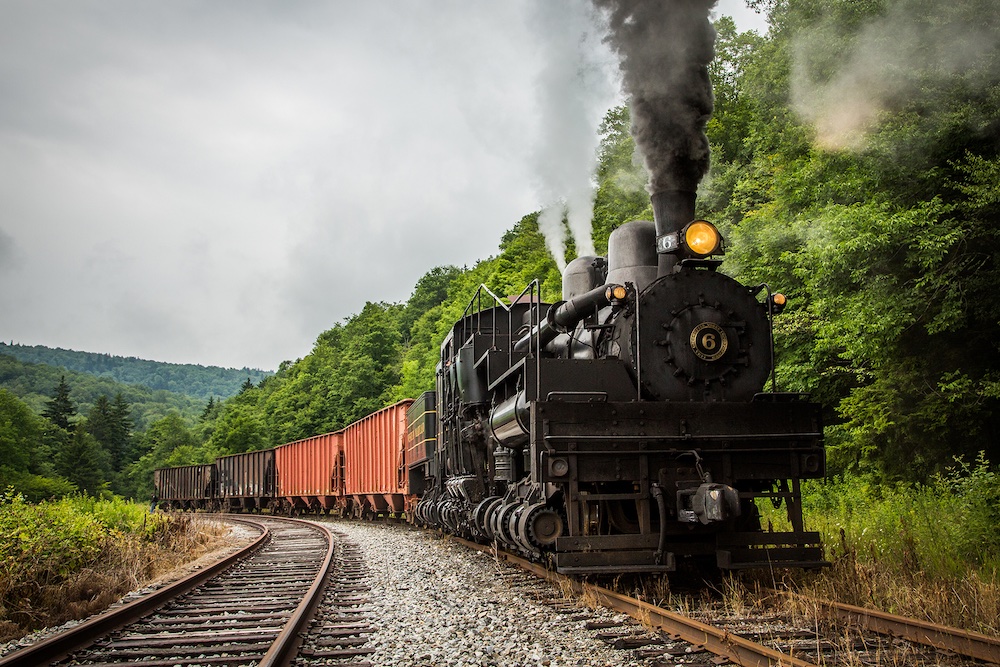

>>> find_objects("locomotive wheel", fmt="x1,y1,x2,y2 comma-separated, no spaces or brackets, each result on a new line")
495,502,520,549
505,504,526,551
483,497,504,541
473,496,501,540
519,503,564,549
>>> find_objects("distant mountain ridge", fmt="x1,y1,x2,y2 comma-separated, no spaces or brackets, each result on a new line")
0,342,273,401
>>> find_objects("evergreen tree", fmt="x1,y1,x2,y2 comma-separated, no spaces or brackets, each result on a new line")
109,392,133,468
56,423,107,495
86,394,114,451
201,396,216,421
240,378,254,393
42,376,75,430
85,393,133,472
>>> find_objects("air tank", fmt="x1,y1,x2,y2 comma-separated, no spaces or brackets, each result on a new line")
562,256,607,300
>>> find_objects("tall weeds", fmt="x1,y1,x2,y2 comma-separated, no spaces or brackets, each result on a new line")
0,492,225,642
766,454,1000,636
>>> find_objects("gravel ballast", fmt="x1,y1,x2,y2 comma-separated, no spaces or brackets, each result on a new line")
320,520,650,667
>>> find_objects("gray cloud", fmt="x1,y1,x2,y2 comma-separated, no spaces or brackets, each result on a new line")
0,228,17,273
0,0,762,370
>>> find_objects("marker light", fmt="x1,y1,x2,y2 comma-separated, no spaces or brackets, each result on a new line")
768,292,787,314
683,220,723,257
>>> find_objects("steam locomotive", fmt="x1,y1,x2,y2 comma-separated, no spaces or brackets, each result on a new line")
155,189,826,574
412,189,825,573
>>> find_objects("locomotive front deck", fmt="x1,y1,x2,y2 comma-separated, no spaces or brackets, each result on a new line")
532,396,826,573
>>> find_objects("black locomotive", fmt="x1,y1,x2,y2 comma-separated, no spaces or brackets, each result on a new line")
413,190,826,574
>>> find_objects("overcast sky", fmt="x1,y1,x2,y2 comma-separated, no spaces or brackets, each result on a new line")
0,1,767,371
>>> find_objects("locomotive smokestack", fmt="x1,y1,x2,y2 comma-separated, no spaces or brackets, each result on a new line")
651,189,696,276
593,0,717,276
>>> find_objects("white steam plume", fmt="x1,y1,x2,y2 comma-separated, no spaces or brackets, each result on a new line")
792,0,1000,151
537,206,569,272
532,0,616,269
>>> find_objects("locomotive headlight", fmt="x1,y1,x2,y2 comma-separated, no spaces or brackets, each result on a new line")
606,284,628,301
683,220,723,257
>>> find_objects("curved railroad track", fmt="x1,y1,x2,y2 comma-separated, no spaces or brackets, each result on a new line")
0,515,334,667
452,535,1000,667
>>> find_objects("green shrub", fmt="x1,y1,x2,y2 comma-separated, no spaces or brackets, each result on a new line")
792,453,1000,579
0,491,172,635
0,468,76,503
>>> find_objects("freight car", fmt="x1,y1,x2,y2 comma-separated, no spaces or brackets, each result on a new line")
216,449,275,513
339,400,412,519
153,464,215,511
274,431,342,513
155,403,418,519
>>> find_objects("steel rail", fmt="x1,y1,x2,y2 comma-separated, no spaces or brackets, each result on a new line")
258,517,337,667
453,536,819,667
0,517,270,667
783,590,1000,665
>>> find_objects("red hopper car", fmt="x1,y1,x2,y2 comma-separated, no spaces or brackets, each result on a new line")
274,431,343,513
340,399,412,518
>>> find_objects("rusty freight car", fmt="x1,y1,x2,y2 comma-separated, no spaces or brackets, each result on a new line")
153,464,216,511
216,449,275,512
274,431,342,513
341,400,412,517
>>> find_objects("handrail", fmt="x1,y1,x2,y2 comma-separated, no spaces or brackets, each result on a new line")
459,279,544,396
461,282,518,351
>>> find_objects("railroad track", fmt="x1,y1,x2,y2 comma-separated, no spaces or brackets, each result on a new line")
452,535,1000,667
779,590,1000,665
0,515,334,667
295,528,376,666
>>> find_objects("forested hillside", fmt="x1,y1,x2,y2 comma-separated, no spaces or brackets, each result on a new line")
0,355,203,429
0,355,208,500
0,343,272,400
3,0,999,502
192,0,1000,485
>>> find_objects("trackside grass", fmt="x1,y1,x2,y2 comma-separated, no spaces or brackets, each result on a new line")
760,455,1000,636
0,492,226,642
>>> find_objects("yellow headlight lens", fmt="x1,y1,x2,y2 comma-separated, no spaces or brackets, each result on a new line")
605,284,628,301
684,220,722,257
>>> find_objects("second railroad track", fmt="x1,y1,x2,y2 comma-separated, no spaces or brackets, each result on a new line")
0,515,334,667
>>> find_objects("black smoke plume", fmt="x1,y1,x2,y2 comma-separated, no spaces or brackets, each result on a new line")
593,0,717,193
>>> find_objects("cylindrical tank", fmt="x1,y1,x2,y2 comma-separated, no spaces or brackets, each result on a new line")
562,256,606,300
489,391,529,449
606,220,658,291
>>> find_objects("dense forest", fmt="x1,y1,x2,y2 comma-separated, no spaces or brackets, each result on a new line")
0,343,272,400
0,354,211,500
0,354,205,429
2,0,999,501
